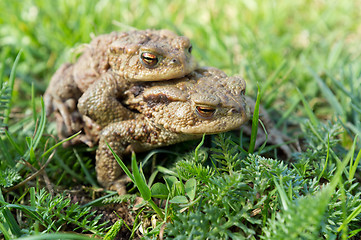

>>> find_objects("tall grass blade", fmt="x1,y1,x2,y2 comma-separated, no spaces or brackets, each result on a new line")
296,88,318,126
106,141,134,183
248,86,261,154
3,50,22,125
348,136,360,181
131,152,151,201
0,189,22,238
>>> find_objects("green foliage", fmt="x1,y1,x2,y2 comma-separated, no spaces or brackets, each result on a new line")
262,153,361,240
164,127,361,239
0,168,21,188
263,189,331,239
0,0,361,239
31,188,108,235
211,133,244,172
167,204,259,239
0,188,108,238
175,159,215,183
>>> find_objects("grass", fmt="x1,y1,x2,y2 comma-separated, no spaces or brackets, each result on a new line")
0,0,361,239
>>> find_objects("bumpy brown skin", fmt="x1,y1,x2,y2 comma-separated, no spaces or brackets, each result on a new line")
89,67,250,190
44,29,197,140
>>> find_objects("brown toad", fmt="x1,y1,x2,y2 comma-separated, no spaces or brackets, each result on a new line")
44,29,197,139
77,67,249,190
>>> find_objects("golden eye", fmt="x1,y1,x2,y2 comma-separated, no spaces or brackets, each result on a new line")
196,106,216,119
140,52,159,67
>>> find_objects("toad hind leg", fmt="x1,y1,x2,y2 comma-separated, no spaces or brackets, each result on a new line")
95,118,153,193
44,63,82,136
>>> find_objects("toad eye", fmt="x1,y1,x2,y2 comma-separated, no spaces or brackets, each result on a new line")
196,106,216,119
188,45,192,53
140,52,159,67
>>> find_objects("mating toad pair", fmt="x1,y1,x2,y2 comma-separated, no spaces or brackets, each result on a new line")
44,29,250,191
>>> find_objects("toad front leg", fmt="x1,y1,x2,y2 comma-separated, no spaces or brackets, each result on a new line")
78,71,137,128
95,117,192,192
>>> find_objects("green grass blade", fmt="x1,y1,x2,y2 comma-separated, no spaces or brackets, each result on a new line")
0,49,7,86
275,97,300,128
296,88,319,126
0,137,13,166
273,178,290,211
0,189,22,238
4,129,23,156
326,72,352,100
1,203,49,229
348,137,360,181
318,134,330,182
351,103,361,115
15,233,96,240
40,131,81,158
309,67,344,116
30,97,46,153
248,86,261,154
30,187,36,207
348,228,361,238
141,149,180,167
23,97,46,161
345,122,361,141
260,60,287,97
0,222,12,240
255,119,268,154
328,147,353,193
74,149,98,187
131,152,151,201
106,141,135,183
4,50,22,125
31,83,37,123
307,121,342,165
81,192,118,208
337,193,361,232
131,153,164,219
194,134,205,162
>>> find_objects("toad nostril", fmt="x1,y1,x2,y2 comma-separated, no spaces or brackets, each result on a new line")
171,59,178,64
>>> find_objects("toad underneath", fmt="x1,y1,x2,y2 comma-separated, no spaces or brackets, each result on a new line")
77,67,249,190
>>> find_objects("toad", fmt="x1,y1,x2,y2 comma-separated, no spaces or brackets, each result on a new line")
44,29,197,140
77,67,250,190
